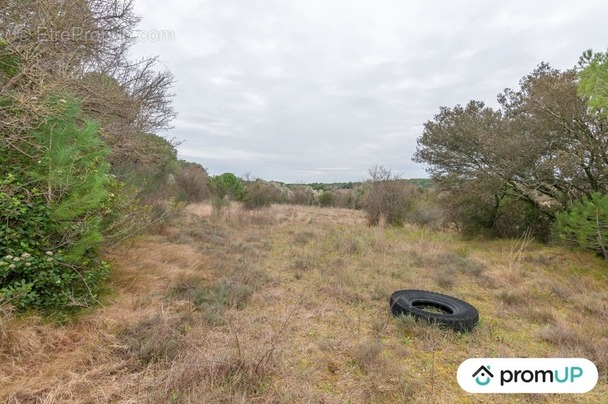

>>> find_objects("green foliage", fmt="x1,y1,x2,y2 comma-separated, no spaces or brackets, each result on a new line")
404,187,445,229
308,183,330,192
414,61,608,240
578,49,608,117
493,198,555,242
110,132,180,203
174,161,210,203
0,174,110,309
102,132,185,243
350,185,368,210
100,179,180,247
289,184,316,206
557,193,608,261
211,173,245,202
362,166,411,226
29,98,110,263
242,180,273,210
318,190,334,207
407,178,434,189
0,39,21,78
0,98,112,310
331,188,353,208
211,194,229,212
306,182,359,191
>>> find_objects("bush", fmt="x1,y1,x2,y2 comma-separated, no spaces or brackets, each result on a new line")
110,132,181,204
290,184,315,205
332,189,353,208
210,173,245,203
101,180,181,247
406,188,445,229
0,177,71,308
242,180,273,210
174,162,210,203
0,99,112,310
318,190,334,207
361,166,412,226
557,193,608,260
493,198,555,242
350,185,367,209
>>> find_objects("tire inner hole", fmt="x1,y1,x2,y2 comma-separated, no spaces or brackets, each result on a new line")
412,300,453,314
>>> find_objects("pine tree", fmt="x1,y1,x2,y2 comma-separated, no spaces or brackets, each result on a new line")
557,193,608,261
30,98,111,264
1,97,111,309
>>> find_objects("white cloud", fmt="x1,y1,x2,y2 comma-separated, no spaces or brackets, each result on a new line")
259,66,286,79
130,0,608,182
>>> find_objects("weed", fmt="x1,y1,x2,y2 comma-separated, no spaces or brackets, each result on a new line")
524,306,556,324
506,230,534,273
119,314,185,365
330,229,363,255
370,284,387,301
0,303,14,345
291,255,314,272
539,321,588,348
433,273,455,290
350,338,384,372
394,313,419,334
497,289,531,307
190,282,253,325
424,252,485,276
168,276,254,326
454,246,469,257
293,230,315,245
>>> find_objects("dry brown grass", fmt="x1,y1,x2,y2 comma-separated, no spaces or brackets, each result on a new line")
1,202,606,403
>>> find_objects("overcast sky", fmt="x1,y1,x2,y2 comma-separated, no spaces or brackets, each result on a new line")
130,0,608,183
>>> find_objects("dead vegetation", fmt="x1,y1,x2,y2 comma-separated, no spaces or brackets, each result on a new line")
0,203,606,403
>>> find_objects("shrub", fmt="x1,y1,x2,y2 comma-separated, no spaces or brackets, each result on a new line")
101,180,181,247
332,189,353,208
318,190,334,207
289,184,315,205
119,314,185,365
242,180,273,210
110,132,181,204
174,161,210,203
168,277,254,326
404,187,445,229
493,198,555,242
557,193,608,260
350,184,367,209
361,166,412,226
0,98,112,309
211,173,245,200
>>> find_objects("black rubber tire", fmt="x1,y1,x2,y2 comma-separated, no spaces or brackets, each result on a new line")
390,290,479,332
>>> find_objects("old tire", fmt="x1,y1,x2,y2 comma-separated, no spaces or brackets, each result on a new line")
390,290,479,332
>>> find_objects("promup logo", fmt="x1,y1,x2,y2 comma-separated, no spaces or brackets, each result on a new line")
472,365,494,386
458,358,598,393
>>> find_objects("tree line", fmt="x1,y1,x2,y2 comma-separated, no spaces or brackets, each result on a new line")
414,51,608,258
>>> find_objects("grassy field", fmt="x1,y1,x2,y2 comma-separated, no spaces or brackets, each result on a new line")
1,204,606,403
